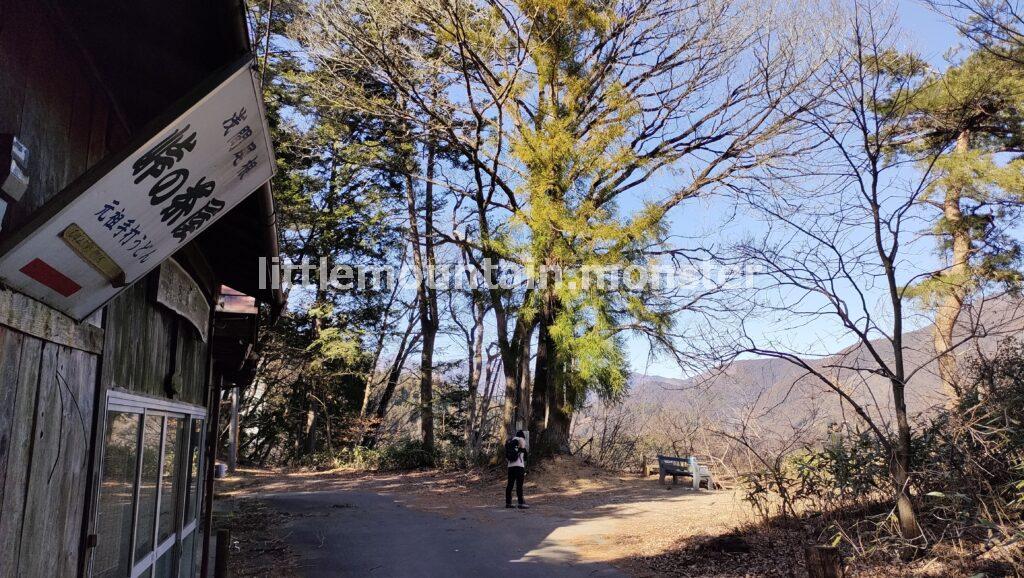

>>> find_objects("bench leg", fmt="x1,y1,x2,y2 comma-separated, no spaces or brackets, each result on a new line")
672,474,678,486
659,470,666,485
693,471,700,490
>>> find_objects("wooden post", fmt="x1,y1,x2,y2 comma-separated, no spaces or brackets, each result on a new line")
214,529,231,578
200,372,223,578
228,386,239,473
805,545,843,578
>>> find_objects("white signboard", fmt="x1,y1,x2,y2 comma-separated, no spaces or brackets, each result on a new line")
0,56,274,320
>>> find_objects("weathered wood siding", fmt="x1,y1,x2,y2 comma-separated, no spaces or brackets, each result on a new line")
0,1,130,234
0,3,212,576
0,4,119,575
0,327,98,577
101,275,209,407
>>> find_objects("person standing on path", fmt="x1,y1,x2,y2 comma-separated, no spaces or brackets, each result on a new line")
505,430,530,509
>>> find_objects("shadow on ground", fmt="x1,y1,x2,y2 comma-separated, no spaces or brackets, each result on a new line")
218,463,740,577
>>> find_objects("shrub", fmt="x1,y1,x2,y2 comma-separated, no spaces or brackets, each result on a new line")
738,339,1024,570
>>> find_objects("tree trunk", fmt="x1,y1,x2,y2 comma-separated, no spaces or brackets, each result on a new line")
544,397,573,454
529,322,549,443
363,326,418,448
804,545,843,578
516,336,532,429
228,387,240,472
497,309,534,440
933,129,972,405
418,332,435,459
529,250,577,458
303,282,329,458
404,142,438,462
359,372,374,418
302,404,319,455
542,354,574,455
890,378,924,549
465,293,485,460
467,141,535,442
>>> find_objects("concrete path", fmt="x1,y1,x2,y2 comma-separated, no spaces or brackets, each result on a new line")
262,490,627,577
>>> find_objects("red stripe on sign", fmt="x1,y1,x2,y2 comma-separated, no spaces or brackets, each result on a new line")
20,258,82,297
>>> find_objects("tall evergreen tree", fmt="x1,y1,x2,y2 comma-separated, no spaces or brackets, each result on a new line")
242,0,409,459
902,50,1024,403
514,0,663,453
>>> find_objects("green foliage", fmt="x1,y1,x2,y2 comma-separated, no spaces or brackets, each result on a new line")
372,439,436,470
509,0,672,411
917,339,1024,513
905,51,1024,151
239,0,412,465
436,385,470,447
895,50,1024,302
741,428,893,521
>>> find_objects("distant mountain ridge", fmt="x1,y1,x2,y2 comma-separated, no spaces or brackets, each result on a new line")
630,295,1024,428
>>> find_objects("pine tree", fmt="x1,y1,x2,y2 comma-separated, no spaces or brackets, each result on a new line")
902,50,1024,403
245,0,409,459
512,0,662,454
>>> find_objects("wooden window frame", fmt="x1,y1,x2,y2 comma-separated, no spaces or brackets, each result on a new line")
92,390,206,578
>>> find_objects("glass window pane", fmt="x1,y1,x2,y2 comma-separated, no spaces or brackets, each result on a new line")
159,417,185,542
135,414,163,562
184,419,204,523
154,548,174,578
94,411,141,578
178,531,196,578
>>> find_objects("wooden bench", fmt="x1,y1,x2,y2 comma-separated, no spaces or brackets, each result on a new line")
657,455,715,489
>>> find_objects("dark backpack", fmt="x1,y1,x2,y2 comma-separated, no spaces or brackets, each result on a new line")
505,437,522,463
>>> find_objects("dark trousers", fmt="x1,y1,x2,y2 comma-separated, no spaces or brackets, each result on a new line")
506,466,525,505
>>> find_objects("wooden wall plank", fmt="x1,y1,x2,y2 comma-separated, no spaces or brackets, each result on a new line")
56,346,96,576
19,344,95,576
0,288,104,354
86,93,110,168
0,1,113,234
16,342,65,577
0,326,26,514
0,0,30,136
64,75,94,186
9,13,74,227
105,99,130,152
179,334,208,406
145,281,167,397
0,335,42,576
99,287,123,390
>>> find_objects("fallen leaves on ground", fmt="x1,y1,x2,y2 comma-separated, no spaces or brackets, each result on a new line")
214,497,301,577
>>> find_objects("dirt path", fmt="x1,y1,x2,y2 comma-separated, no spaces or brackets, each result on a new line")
217,459,774,577
259,489,625,577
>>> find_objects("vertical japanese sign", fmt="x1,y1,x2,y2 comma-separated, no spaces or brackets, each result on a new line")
0,56,274,320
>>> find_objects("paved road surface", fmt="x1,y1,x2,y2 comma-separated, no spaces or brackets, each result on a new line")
262,490,626,577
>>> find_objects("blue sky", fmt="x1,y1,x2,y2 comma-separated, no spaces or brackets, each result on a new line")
901,0,961,64
623,2,964,378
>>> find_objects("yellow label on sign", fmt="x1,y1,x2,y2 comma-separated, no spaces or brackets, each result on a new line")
60,223,125,286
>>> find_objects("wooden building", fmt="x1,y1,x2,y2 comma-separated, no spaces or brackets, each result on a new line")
0,1,281,576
